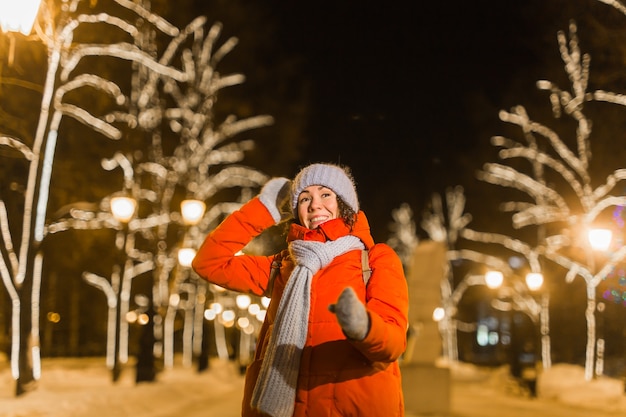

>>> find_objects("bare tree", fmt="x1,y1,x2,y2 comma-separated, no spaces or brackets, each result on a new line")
0,0,273,394
0,0,196,395
478,20,626,381
420,187,548,367
387,203,419,271
45,7,272,382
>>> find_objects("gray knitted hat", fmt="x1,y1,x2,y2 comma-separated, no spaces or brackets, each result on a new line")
291,163,359,214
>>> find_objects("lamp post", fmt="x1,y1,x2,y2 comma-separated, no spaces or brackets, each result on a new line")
525,272,551,370
587,227,613,378
235,294,253,373
433,271,504,364
160,199,206,370
110,195,136,382
180,199,206,368
174,246,203,369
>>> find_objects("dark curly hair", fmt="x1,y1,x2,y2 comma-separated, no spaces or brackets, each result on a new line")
337,197,357,228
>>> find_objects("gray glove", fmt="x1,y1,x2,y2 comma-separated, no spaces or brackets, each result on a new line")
259,177,293,224
328,287,370,341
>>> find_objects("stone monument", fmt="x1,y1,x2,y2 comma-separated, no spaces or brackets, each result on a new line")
401,240,451,416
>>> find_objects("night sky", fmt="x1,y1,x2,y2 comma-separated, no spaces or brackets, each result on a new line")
258,1,551,241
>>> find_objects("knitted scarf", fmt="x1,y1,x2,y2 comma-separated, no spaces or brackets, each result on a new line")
250,235,365,417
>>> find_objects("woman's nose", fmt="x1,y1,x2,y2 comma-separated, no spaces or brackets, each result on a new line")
309,196,322,209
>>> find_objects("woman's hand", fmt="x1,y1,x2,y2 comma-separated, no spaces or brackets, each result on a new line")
259,177,293,224
328,287,370,341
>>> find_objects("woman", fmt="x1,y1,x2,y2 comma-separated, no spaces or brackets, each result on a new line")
192,162,409,417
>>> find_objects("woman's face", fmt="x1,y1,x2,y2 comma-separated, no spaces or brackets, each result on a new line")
297,185,339,229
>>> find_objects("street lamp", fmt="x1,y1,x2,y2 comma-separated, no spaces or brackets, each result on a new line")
485,270,504,289
525,272,544,292
177,248,196,268
588,228,613,251
108,195,136,382
0,0,41,35
236,294,252,310
524,271,551,370
178,200,205,368
180,199,206,225
432,306,446,323
234,294,254,372
110,196,137,223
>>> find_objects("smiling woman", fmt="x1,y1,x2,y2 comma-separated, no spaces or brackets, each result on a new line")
191,161,409,416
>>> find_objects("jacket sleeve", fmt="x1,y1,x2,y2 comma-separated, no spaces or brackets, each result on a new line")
351,244,409,363
191,197,277,296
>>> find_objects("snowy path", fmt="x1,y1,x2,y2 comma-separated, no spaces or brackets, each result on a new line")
1,357,625,417
0,357,245,417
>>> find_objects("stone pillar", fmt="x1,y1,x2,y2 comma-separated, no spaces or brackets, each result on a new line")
401,240,451,416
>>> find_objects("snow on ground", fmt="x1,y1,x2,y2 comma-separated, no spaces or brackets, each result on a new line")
448,360,626,413
1,355,625,416
537,363,626,413
0,356,244,417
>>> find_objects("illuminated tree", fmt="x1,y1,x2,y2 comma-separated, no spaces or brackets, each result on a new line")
387,203,419,271
45,6,271,381
0,0,190,394
421,187,548,367
478,18,626,381
0,0,272,395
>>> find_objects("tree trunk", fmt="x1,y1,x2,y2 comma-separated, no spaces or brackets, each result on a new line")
69,277,80,355
16,249,38,396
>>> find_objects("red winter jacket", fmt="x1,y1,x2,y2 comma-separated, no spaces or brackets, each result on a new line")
192,197,409,416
